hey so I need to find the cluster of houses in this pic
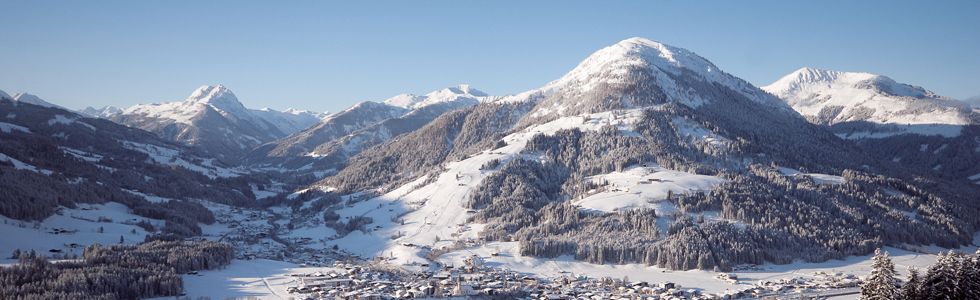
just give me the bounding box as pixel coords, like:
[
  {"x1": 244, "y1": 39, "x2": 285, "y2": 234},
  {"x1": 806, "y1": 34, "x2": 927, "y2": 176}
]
[
  {"x1": 278, "y1": 259, "x2": 865, "y2": 300},
  {"x1": 711, "y1": 271, "x2": 860, "y2": 300},
  {"x1": 524, "y1": 276, "x2": 703, "y2": 300},
  {"x1": 209, "y1": 208, "x2": 290, "y2": 261},
  {"x1": 285, "y1": 262, "x2": 531, "y2": 299}
]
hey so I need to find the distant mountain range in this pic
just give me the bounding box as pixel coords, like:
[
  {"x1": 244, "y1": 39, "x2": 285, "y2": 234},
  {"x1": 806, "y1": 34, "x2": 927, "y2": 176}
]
[{"x1": 245, "y1": 84, "x2": 496, "y2": 170}]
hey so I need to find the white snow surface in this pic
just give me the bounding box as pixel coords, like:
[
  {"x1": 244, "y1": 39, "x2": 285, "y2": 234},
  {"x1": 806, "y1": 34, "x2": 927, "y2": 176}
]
[
  {"x1": 0, "y1": 121, "x2": 31, "y2": 133},
  {"x1": 0, "y1": 202, "x2": 161, "y2": 266},
  {"x1": 575, "y1": 165, "x2": 726, "y2": 214},
  {"x1": 763, "y1": 68, "x2": 972, "y2": 137},
  {"x1": 48, "y1": 115, "x2": 94, "y2": 131},
  {"x1": 778, "y1": 167, "x2": 846, "y2": 184},
  {"x1": 0, "y1": 152, "x2": 54, "y2": 175},
  {"x1": 0, "y1": 89, "x2": 10, "y2": 100}
]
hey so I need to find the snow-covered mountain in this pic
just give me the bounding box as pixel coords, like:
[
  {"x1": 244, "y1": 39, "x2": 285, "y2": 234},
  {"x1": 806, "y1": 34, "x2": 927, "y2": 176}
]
[
  {"x1": 78, "y1": 105, "x2": 123, "y2": 118},
  {"x1": 248, "y1": 107, "x2": 328, "y2": 135},
  {"x1": 307, "y1": 37, "x2": 979, "y2": 273},
  {"x1": 111, "y1": 85, "x2": 286, "y2": 160},
  {"x1": 0, "y1": 89, "x2": 10, "y2": 100},
  {"x1": 382, "y1": 84, "x2": 489, "y2": 109},
  {"x1": 0, "y1": 96, "x2": 254, "y2": 220},
  {"x1": 763, "y1": 67, "x2": 974, "y2": 137},
  {"x1": 245, "y1": 84, "x2": 494, "y2": 168},
  {"x1": 763, "y1": 68, "x2": 980, "y2": 181},
  {"x1": 6, "y1": 92, "x2": 66, "y2": 110}
]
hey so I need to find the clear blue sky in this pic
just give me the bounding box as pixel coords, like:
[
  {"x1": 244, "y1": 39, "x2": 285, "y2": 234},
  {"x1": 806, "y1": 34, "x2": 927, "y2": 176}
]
[{"x1": 1, "y1": 1, "x2": 977, "y2": 113}]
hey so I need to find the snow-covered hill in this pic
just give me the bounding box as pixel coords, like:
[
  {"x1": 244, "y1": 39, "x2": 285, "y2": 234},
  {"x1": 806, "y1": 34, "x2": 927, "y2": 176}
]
[
  {"x1": 0, "y1": 91, "x2": 67, "y2": 110},
  {"x1": 763, "y1": 67, "x2": 974, "y2": 137}
]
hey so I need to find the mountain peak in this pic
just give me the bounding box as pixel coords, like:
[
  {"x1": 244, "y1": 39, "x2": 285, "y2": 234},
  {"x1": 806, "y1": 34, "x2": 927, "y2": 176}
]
[
  {"x1": 11, "y1": 92, "x2": 62, "y2": 109},
  {"x1": 589, "y1": 37, "x2": 719, "y2": 74},
  {"x1": 766, "y1": 68, "x2": 875, "y2": 95},
  {"x1": 764, "y1": 68, "x2": 943, "y2": 100},
  {"x1": 79, "y1": 106, "x2": 123, "y2": 119},
  {"x1": 763, "y1": 68, "x2": 969, "y2": 133},
  {"x1": 383, "y1": 85, "x2": 489, "y2": 110},
  {"x1": 187, "y1": 85, "x2": 238, "y2": 105},
  {"x1": 533, "y1": 37, "x2": 780, "y2": 110},
  {"x1": 447, "y1": 84, "x2": 487, "y2": 97}
]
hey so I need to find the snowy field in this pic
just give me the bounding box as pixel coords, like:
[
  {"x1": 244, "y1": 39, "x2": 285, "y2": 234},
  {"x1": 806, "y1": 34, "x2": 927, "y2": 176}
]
[
  {"x1": 147, "y1": 259, "x2": 330, "y2": 300},
  {"x1": 135, "y1": 241, "x2": 978, "y2": 300},
  {"x1": 0, "y1": 202, "x2": 160, "y2": 265}
]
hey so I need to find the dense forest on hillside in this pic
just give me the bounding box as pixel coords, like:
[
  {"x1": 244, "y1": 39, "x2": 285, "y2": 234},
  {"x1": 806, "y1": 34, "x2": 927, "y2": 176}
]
[
  {"x1": 465, "y1": 95, "x2": 980, "y2": 271},
  {"x1": 846, "y1": 124, "x2": 980, "y2": 182},
  {"x1": 0, "y1": 240, "x2": 234, "y2": 300}
]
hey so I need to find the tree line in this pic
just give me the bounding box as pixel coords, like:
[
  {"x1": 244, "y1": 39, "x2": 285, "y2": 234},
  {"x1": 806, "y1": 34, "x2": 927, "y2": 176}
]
[
  {"x1": 860, "y1": 248, "x2": 980, "y2": 300},
  {"x1": 0, "y1": 240, "x2": 234, "y2": 300}
]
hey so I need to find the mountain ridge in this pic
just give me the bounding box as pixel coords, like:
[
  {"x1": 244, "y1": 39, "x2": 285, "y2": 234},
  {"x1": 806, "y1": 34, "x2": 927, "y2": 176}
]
[{"x1": 245, "y1": 84, "x2": 495, "y2": 169}]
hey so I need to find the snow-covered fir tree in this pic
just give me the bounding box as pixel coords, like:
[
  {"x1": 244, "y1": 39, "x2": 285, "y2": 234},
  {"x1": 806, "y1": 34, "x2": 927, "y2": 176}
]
[
  {"x1": 900, "y1": 266, "x2": 921, "y2": 300},
  {"x1": 955, "y1": 249, "x2": 980, "y2": 299},
  {"x1": 861, "y1": 248, "x2": 898, "y2": 300},
  {"x1": 921, "y1": 250, "x2": 959, "y2": 300}
]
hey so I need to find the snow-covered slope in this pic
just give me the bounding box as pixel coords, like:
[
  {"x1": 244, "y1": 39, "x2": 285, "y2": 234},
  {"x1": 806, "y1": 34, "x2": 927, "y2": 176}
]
[
  {"x1": 0, "y1": 89, "x2": 10, "y2": 100},
  {"x1": 10, "y1": 92, "x2": 65, "y2": 109},
  {"x1": 248, "y1": 107, "x2": 328, "y2": 135},
  {"x1": 111, "y1": 85, "x2": 286, "y2": 159},
  {"x1": 763, "y1": 67, "x2": 974, "y2": 137},
  {"x1": 78, "y1": 106, "x2": 123, "y2": 118}
]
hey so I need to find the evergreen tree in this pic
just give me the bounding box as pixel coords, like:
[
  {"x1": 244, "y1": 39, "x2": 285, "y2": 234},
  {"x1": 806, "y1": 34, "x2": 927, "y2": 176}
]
[
  {"x1": 861, "y1": 248, "x2": 898, "y2": 300},
  {"x1": 900, "y1": 266, "x2": 920, "y2": 300},
  {"x1": 955, "y1": 250, "x2": 980, "y2": 300},
  {"x1": 921, "y1": 250, "x2": 958, "y2": 300}
]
